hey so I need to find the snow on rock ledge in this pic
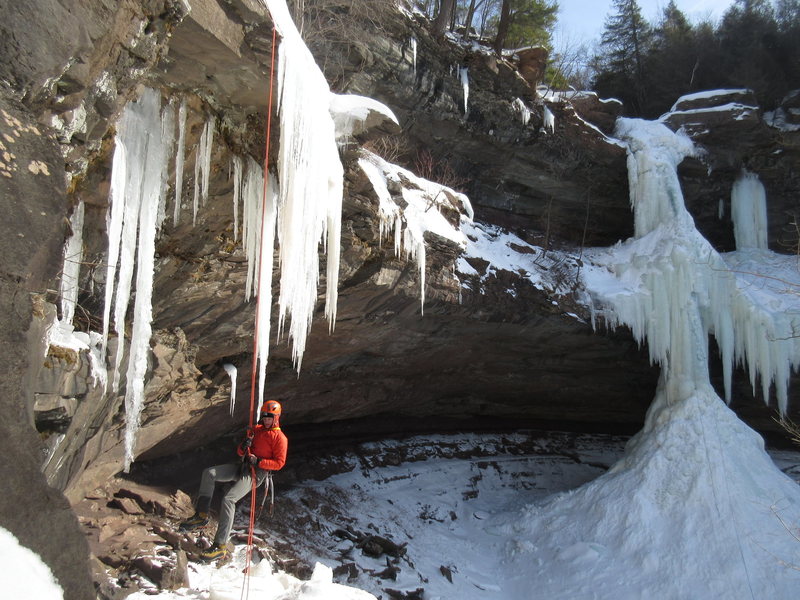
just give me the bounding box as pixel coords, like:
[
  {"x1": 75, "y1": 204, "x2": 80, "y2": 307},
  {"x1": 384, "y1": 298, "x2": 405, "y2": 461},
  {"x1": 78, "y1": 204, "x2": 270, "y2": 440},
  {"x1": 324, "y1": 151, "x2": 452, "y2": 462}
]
[{"x1": 330, "y1": 93, "x2": 401, "y2": 142}]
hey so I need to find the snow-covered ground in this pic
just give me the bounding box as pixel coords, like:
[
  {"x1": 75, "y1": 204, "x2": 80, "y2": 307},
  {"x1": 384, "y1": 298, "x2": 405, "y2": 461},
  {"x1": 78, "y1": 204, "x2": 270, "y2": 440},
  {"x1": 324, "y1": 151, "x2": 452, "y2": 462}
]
[{"x1": 94, "y1": 430, "x2": 799, "y2": 600}]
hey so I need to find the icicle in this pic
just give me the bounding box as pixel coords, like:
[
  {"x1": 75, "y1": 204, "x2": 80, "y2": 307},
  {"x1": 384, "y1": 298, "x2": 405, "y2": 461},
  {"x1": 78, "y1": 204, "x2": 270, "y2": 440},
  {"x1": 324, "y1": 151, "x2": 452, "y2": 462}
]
[
  {"x1": 264, "y1": 0, "x2": 344, "y2": 371},
  {"x1": 410, "y1": 36, "x2": 417, "y2": 75},
  {"x1": 459, "y1": 67, "x2": 469, "y2": 116},
  {"x1": 512, "y1": 98, "x2": 531, "y2": 125},
  {"x1": 200, "y1": 117, "x2": 215, "y2": 204},
  {"x1": 242, "y1": 156, "x2": 265, "y2": 301},
  {"x1": 731, "y1": 169, "x2": 768, "y2": 250},
  {"x1": 255, "y1": 174, "x2": 278, "y2": 402},
  {"x1": 543, "y1": 105, "x2": 555, "y2": 133},
  {"x1": 60, "y1": 201, "x2": 84, "y2": 325},
  {"x1": 232, "y1": 155, "x2": 243, "y2": 243},
  {"x1": 223, "y1": 363, "x2": 238, "y2": 416},
  {"x1": 192, "y1": 116, "x2": 215, "y2": 225},
  {"x1": 173, "y1": 98, "x2": 187, "y2": 225},
  {"x1": 156, "y1": 102, "x2": 176, "y2": 231},
  {"x1": 103, "y1": 88, "x2": 173, "y2": 471}
]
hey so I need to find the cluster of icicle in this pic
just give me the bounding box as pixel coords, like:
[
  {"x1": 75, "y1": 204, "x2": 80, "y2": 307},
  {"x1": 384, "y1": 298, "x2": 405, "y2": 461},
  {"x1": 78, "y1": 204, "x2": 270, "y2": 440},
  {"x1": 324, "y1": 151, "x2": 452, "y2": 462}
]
[
  {"x1": 589, "y1": 118, "x2": 800, "y2": 413},
  {"x1": 357, "y1": 150, "x2": 472, "y2": 315},
  {"x1": 102, "y1": 89, "x2": 176, "y2": 471},
  {"x1": 53, "y1": 0, "x2": 346, "y2": 470},
  {"x1": 263, "y1": 0, "x2": 344, "y2": 371}
]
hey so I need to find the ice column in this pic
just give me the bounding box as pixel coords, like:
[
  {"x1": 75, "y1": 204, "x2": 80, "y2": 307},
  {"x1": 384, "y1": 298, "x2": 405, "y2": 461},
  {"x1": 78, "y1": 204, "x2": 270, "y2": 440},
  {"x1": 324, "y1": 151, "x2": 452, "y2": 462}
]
[
  {"x1": 459, "y1": 67, "x2": 469, "y2": 115},
  {"x1": 173, "y1": 98, "x2": 187, "y2": 225},
  {"x1": 60, "y1": 200, "x2": 85, "y2": 325},
  {"x1": 592, "y1": 118, "x2": 800, "y2": 412},
  {"x1": 103, "y1": 88, "x2": 174, "y2": 471},
  {"x1": 731, "y1": 169, "x2": 768, "y2": 250},
  {"x1": 264, "y1": 0, "x2": 344, "y2": 370},
  {"x1": 232, "y1": 155, "x2": 243, "y2": 242}
]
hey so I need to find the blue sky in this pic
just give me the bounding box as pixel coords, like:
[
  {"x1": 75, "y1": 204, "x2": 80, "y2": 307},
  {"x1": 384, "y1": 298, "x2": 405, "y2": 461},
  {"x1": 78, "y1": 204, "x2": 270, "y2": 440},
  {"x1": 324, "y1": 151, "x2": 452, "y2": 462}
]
[{"x1": 555, "y1": 0, "x2": 737, "y2": 45}]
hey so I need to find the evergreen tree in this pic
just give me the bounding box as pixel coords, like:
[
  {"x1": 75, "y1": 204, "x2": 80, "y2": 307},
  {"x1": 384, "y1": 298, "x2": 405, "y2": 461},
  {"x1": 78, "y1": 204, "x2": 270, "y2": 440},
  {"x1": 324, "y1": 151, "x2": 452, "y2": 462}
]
[
  {"x1": 717, "y1": 0, "x2": 784, "y2": 107},
  {"x1": 492, "y1": 0, "x2": 559, "y2": 54},
  {"x1": 594, "y1": 0, "x2": 651, "y2": 114},
  {"x1": 640, "y1": 1, "x2": 698, "y2": 115}
]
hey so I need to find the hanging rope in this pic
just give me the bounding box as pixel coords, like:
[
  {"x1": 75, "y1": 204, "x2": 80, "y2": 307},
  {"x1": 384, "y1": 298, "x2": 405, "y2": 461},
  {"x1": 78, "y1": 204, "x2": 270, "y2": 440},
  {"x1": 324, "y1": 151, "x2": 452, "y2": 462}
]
[{"x1": 241, "y1": 23, "x2": 279, "y2": 599}]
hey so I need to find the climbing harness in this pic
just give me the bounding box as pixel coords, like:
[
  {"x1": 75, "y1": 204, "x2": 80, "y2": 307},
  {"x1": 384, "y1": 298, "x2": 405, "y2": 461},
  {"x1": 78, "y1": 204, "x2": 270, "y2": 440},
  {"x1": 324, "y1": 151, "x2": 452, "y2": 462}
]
[{"x1": 240, "y1": 23, "x2": 279, "y2": 600}]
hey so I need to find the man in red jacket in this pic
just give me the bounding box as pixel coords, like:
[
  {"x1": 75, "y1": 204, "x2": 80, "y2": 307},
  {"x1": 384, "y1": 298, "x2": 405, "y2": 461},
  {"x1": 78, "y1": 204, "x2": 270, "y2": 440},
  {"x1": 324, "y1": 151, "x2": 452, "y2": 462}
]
[{"x1": 180, "y1": 400, "x2": 288, "y2": 560}]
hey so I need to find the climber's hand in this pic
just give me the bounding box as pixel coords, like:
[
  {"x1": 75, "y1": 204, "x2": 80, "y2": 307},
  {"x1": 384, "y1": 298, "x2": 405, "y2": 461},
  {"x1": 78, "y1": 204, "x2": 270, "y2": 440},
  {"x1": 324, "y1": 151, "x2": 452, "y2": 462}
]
[{"x1": 247, "y1": 454, "x2": 259, "y2": 466}]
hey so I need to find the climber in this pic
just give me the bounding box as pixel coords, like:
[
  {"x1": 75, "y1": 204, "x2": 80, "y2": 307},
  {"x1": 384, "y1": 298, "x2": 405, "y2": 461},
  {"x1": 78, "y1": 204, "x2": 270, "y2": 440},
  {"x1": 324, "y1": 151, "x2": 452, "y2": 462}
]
[{"x1": 179, "y1": 400, "x2": 288, "y2": 561}]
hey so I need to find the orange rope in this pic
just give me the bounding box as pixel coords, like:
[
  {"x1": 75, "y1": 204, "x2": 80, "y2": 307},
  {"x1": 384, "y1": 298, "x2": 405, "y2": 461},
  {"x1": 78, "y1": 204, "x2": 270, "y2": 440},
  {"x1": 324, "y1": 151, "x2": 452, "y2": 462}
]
[{"x1": 242, "y1": 23, "x2": 278, "y2": 598}]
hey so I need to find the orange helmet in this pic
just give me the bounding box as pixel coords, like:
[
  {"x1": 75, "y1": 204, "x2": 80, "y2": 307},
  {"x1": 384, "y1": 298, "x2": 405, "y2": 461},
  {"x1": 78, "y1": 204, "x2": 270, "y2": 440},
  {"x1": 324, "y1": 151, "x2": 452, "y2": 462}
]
[{"x1": 260, "y1": 400, "x2": 282, "y2": 417}]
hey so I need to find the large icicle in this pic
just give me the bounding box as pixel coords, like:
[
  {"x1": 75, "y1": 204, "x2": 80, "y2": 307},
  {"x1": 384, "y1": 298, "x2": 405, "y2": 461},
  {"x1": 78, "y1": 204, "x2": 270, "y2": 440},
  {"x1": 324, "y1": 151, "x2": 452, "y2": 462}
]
[
  {"x1": 459, "y1": 67, "x2": 469, "y2": 116},
  {"x1": 60, "y1": 200, "x2": 85, "y2": 325},
  {"x1": 731, "y1": 169, "x2": 768, "y2": 250},
  {"x1": 242, "y1": 156, "x2": 265, "y2": 301},
  {"x1": 103, "y1": 88, "x2": 173, "y2": 471},
  {"x1": 232, "y1": 155, "x2": 243, "y2": 243},
  {"x1": 264, "y1": 0, "x2": 344, "y2": 370},
  {"x1": 173, "y1": 98, "x2": 187, "y2": 225},
  {"x1": 192, "y1": 116, "x2": 215, "y2": 225}
]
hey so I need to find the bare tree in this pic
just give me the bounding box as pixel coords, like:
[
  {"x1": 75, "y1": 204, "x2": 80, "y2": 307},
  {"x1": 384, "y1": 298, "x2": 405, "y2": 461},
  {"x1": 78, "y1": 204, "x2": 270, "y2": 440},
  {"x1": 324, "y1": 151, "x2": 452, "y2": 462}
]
[{"x1": 434, "y1": 0, "x2": 457, "y2": 35}]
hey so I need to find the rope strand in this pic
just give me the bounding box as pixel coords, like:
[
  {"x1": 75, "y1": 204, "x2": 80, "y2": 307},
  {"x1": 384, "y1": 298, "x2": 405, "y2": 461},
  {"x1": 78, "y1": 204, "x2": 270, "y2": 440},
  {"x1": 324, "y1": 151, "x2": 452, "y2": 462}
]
[{"x1": 241, "y1": 23, "x2": 279, "y2": 598}]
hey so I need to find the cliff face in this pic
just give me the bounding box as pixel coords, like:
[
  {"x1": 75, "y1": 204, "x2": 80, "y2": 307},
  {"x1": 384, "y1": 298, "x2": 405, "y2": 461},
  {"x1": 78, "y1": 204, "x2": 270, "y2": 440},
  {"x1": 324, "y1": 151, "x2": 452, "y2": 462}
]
[{"x1": 1, "y1": 1, "x2": 799, "y2": 597}]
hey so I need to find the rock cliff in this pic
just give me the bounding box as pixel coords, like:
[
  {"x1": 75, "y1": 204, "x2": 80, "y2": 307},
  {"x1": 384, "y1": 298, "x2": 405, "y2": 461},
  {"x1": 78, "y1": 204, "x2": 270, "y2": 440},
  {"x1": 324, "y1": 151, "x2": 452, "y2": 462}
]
[{"x1": 1, "y1": 1, "x2": 799, "y2": 597}]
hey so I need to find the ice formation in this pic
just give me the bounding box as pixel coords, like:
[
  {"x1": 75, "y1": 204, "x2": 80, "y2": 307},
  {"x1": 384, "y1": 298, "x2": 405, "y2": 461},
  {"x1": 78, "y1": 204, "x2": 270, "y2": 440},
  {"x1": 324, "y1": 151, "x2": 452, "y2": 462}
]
[
  {"x1": 223, "y1": 363, "x2": 238, "y2": 417},
  {"x1": 543, "y1": 105, "x2": 555, "y2": 133},
  {"x1": 263, "y1": 0, "x2": 344, "y2": 370},
  {"x1": 192, "y1": 116, "x2": 215, "y2": 225},
  {"x1": 231, "y1": 155, "x2": 243, "y2": 242},
  {"x1": 519, "y1": 116, "x2": 800, "y2": 598},
  {"x1": 60, "y1": 200, "x2": 84, "y2": 326},
  {"x1": 583, "y1": 118, "x2": 800, "y2": 412},
  {"x1": 512, "y1": 98, "x2": 531, "y2": 125},
  {"x1": 410, "y1": 36, "x2": 417, "y2": 75},
  {"x1": 731, "y1": 169, "x2": 768, "y2": 250},
  {"x1": 358, "y1": 150, "x2": 471, "y2": 313},
  {"x1": 459, "y1": 67, "x2": 469, "y2": 115},
  {"x1": 103, "y1": 88, "x2": 175, "y2": 471},
  {"x1": 329, "y1": 93, "x2": 399, "y2": 142},
  {"x1": 173, "y1": 98, "x2": 187, "y2": 225}
]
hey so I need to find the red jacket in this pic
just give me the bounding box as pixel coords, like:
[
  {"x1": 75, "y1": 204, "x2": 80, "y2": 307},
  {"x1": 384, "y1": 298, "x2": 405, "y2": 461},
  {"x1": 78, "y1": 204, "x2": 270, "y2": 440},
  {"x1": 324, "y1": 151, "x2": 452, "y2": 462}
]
[{"x1": 238, "y1": 424, "x2": 288, "y2": 471}]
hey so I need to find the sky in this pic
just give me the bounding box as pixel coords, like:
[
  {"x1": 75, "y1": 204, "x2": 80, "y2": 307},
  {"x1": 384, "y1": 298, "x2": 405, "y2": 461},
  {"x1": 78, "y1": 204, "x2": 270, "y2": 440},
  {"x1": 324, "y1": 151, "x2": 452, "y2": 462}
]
[{"x1": 555, "y1": 0, "x2": 737, "y2": 45}]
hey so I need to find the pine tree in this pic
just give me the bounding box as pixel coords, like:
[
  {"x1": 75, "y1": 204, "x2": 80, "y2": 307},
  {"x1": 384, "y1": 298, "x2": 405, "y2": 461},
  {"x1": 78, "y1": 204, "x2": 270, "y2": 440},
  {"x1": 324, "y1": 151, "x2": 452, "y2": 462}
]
[
  {"x1": 595, "y1": 0, "x2": 651, "y2": 114},
  {"x1": 492, "y1": 0, "x2": 558, "y2": 54}
]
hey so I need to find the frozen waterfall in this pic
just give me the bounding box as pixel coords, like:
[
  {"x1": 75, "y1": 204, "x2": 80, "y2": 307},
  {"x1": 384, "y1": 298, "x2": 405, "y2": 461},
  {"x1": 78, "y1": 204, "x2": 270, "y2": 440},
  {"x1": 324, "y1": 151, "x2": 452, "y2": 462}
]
[
  {"x1": 731, "y1": 169, "x2": 768, "y2": 250},
  {"x1": 584, "y1": 118, "x2": 800, "y2": 411},
  {"x1": 521, "y1": 116, "x2": 800, "y2": 600}
]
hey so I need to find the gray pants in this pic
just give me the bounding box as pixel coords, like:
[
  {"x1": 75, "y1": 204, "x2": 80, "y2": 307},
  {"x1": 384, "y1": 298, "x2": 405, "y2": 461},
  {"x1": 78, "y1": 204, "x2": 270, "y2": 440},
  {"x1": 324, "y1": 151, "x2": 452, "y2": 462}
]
[{"x1": 198, "y1": 462, "x2": 268, "y2": 546}]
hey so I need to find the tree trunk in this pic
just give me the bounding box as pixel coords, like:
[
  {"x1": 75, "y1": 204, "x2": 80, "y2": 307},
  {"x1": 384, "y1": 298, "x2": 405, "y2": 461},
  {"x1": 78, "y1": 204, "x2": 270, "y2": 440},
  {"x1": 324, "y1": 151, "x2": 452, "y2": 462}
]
[
  {"x1": 465, "y1": 0, "x2": 478, "y2": 37},
  {"x1": 434, "y1": 0, "x2": 456, "y2": 36},
  {"x1": 493, "y1": 0, "x2": 512, "y2": 55}
]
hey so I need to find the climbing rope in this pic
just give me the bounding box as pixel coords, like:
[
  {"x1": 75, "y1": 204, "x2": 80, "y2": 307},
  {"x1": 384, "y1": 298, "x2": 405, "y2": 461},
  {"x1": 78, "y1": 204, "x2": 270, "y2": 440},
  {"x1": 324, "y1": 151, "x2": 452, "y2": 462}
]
[{"x1": 241, "y1": 23, "x2": 279, "y2": 600}]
